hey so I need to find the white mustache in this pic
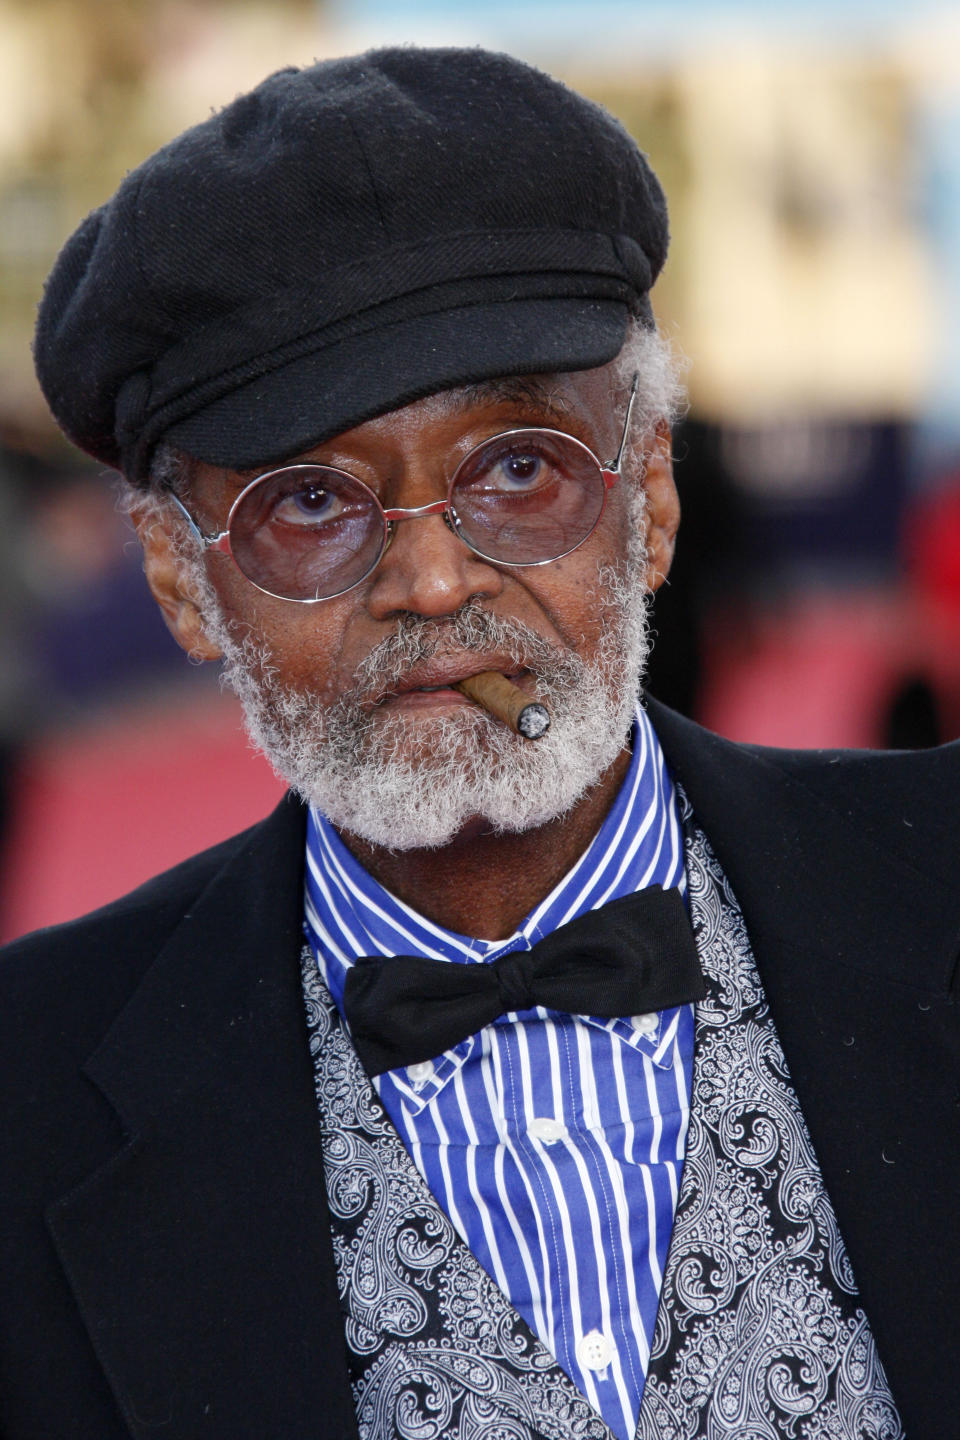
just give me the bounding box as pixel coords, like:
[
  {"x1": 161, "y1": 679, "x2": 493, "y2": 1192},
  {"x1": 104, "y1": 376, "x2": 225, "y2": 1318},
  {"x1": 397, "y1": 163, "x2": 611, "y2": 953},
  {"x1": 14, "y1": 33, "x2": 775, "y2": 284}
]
[{"x1": 351, "y1": 602, "x2": 578, "y2": 704}]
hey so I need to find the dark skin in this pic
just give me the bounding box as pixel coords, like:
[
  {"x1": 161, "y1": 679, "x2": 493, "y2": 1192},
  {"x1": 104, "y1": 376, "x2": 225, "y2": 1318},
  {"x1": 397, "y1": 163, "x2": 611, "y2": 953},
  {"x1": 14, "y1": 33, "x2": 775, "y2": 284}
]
[{"x1": 135, "y1": 355, "x2": 680, "y2": 939}]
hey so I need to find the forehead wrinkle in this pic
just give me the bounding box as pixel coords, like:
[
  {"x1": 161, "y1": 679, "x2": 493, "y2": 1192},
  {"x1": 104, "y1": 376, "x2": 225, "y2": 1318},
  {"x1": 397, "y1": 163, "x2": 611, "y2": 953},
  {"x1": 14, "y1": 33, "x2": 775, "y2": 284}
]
[
  {"x1": 202, "y1": 377, "x2": 578, "y2": 495},
  {"x1": 445, "y1": 376, "x2": 574, "y2": 426}
]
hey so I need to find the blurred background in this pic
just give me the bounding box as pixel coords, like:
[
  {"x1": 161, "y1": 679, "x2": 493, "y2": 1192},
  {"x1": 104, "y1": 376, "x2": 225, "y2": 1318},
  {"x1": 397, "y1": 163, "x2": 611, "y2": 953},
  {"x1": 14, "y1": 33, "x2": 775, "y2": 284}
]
[{"x1": 1, "y1": 0, "x2": 959, "y2": 939}]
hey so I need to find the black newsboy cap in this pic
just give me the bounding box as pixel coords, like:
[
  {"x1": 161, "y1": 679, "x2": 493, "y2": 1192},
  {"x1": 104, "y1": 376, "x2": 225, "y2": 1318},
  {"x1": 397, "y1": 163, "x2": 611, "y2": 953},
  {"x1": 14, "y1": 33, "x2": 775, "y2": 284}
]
[{"x1": 34, "y1": 46, "x2": 669, "y2": 484}]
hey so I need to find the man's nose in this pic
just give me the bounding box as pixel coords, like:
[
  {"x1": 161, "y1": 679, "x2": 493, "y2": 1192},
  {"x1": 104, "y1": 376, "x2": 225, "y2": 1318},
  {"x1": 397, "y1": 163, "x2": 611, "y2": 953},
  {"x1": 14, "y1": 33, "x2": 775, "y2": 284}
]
[{"x1": 364, "y1": 507, "x2": 504, "y2": 619}]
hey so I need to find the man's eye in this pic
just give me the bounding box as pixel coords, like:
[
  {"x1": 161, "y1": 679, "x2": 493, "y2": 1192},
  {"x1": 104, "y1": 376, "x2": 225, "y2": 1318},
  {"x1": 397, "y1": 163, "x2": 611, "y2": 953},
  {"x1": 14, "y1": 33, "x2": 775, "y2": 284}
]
[
  {"x1": 274, "y1": 486, "x2": 342, "y2": 524},
  {"x1": 489, "y1": 451, "x2": 548, "y2": 492}
]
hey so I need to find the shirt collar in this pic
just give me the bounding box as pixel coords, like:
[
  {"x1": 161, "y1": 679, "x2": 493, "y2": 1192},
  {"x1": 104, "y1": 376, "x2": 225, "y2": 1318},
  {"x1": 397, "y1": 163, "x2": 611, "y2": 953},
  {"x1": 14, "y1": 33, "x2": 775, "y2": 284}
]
[{"x1": 304, "y1": 701, "x2": 686, "y2": 1102}]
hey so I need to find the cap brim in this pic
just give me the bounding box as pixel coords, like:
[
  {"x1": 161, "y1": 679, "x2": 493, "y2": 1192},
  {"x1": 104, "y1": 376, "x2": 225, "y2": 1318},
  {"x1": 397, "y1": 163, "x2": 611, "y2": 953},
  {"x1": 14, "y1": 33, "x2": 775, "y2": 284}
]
[{"x1": 164, "y1": 296, "x2": 632, "y2": 472}]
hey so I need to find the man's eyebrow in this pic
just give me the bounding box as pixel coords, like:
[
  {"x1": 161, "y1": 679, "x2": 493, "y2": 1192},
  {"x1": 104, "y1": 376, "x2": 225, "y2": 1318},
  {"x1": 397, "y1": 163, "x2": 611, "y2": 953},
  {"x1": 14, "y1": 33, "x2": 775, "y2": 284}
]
[
  {"x1": 222, "y1": 379, "x2": 576, "y2": 484},
  {"x1": 450, "y1": 377, "x2": 573, "y2": 425}
]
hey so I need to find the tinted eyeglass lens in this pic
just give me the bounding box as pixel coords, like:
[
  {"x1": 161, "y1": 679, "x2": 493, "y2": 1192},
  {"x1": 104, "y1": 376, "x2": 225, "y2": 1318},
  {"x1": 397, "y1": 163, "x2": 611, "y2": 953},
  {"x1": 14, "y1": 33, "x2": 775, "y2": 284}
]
[
  {"x1": 450, "y1": 430, "x2": 606, "y2": 564},
  {"x1": 229, "y1": 466, "x2": 386, "y2": 600},
  {"x1": 226, "y1": 433, "x2": 607, "y2": 600}
]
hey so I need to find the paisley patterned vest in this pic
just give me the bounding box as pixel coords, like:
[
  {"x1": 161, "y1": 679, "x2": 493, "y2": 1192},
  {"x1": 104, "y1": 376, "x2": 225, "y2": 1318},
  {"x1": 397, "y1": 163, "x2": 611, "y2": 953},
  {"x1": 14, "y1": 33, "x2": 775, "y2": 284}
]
[{"x1": 300, "y1": 801, "x2": 903, "y2": 1440}]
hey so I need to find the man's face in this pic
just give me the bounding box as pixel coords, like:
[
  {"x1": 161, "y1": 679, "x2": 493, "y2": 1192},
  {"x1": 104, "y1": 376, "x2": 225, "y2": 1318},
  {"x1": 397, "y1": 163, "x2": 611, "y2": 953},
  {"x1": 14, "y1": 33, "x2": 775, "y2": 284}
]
[{"x1": 146, "y1": 358, "x2": 678, "y2": 849}]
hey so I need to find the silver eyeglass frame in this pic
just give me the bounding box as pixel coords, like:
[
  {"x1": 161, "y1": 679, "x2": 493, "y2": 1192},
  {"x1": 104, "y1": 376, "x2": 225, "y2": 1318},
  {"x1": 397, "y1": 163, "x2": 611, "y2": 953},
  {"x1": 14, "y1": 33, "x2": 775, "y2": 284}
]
[{"x1": 168, "y1": 373, "x2": 640, "y2": 603}]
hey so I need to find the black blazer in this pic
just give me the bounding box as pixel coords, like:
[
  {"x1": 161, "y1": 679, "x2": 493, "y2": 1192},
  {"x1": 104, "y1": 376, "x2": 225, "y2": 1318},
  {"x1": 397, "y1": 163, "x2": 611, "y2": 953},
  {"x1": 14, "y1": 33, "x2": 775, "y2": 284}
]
[{"x1": 1, "y1": 701, "x2": 958, "y2": 1440}]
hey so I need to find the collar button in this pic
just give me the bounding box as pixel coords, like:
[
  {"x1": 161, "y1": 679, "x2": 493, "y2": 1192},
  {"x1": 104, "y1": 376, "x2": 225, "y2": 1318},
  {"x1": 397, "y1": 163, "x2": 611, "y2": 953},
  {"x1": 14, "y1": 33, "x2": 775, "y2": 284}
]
[{"x1": 632, "y1": 1011, "x2": 659, "y2": 1035}]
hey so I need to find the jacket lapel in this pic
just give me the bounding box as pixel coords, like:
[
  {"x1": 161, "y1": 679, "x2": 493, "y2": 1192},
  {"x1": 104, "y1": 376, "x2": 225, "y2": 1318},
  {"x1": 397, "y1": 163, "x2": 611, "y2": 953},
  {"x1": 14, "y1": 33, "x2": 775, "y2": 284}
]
[
  {"x1": 46, "y1": 795, "x2": 360, "y2": 1440},
  {"x1": 647, "y1": 697, "x2": 960, "y2": 1436}
]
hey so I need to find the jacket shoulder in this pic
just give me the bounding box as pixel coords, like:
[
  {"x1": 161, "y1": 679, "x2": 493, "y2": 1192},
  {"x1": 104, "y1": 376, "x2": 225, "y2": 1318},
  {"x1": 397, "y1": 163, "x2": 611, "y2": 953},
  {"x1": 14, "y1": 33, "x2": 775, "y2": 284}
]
[
  {"x1": 738, "y1": 735, "x2": 960, "y2": 886},
  {"x1": 745, "y1": 726, "x2": 960, "y2": 788},
  {"x1": 647, "y1": 696, "x2": 960, "y2": 890},
  {"x1": 0, "y1": 799, "x2": 297, "y2": 1062}
]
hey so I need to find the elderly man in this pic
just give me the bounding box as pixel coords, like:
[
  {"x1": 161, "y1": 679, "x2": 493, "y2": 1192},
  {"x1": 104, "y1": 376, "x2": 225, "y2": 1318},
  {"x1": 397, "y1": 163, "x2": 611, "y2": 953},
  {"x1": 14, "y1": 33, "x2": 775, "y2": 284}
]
[{"x1": 1, "y1": 46, "x2": 957, "y2": 1440}]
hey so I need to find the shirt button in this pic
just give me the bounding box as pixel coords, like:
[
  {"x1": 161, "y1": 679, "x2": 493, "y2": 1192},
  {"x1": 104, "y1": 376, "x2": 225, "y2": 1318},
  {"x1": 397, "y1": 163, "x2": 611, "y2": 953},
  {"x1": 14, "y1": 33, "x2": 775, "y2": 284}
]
[
  {"x1": 407, "y1": 1060, "x2": 435, "y2": 1088},
  {"x1": 528, "y1": 1116, "x2": 567, "y2": 1145},
  {"x1": 632, "y1": 1011, "x2": 659, "y2": 1035},
  {"x1": 576, "y1": 1329, "x2": 616, "y2": 1374}
]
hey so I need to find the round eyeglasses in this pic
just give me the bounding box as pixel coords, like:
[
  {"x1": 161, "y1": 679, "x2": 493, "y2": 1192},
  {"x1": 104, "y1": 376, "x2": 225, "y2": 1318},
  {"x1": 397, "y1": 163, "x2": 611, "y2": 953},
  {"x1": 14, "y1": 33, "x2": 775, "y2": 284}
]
[{"x1": 170, "y1": 375, "x2": 639, "y2": 603}]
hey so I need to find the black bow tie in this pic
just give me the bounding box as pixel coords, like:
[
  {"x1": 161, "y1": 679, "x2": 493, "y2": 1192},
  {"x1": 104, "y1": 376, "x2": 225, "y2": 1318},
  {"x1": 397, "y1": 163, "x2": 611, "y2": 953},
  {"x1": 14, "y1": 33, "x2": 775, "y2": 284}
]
[{"x1": 343, "y1": 885, "x2": 706, "y2": 1077}]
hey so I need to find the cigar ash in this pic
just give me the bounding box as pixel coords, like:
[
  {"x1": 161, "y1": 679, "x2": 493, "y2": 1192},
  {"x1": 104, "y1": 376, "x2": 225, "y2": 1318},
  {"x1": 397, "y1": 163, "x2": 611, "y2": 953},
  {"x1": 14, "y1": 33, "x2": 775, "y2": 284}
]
[{"x1": 516, "y1": 702, "x2": 550, "y2": 739}]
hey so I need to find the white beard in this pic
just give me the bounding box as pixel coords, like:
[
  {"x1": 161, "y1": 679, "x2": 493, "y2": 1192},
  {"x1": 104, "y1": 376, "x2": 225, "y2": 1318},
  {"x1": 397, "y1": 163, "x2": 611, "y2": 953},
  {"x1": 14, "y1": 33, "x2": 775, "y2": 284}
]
[{"x1": 197, "y1": 541, "x2": 652, "y2": 852}]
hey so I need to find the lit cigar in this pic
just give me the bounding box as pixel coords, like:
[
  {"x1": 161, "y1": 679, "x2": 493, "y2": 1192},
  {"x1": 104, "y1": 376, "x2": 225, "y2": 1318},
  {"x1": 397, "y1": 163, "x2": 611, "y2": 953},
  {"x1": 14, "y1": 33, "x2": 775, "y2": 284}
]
[{"x1": 454, "y1": 671, "x2": 551, "y2": 739}]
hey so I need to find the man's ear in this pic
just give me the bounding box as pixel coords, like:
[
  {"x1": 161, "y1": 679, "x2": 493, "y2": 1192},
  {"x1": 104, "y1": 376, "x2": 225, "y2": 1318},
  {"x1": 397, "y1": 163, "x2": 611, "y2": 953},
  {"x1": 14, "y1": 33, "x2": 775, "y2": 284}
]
[
  {"x1": 131, "y1": 502, "x2": 223, "y2": 661},
  {"x1": 641, "y1": 421, "x2": 680, "y2": 594}
]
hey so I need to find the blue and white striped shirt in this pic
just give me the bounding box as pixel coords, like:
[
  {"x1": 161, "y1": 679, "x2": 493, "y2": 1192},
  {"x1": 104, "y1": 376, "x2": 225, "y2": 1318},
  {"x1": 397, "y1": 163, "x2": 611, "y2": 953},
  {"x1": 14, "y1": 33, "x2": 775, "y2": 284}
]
[{"x1": 304, "y1": 704, "x2": 692, "y2": 1440}]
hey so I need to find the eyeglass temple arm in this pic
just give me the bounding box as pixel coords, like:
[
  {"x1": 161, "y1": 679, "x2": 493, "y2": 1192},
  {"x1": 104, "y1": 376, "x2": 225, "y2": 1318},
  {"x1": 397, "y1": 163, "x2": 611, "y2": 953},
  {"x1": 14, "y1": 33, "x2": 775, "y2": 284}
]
[
  {"x1": 168, "y1": 493, "x2": 231, "y2": 553},
  {"x1": 607, "y1": 372, "x2": 640, "y2": 476}
]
